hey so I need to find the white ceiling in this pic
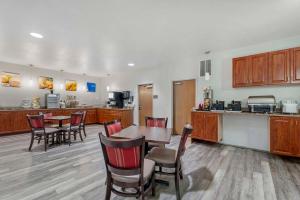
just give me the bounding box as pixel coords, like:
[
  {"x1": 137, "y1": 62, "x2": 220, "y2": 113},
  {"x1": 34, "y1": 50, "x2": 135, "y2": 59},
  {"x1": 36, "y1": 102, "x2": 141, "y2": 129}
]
[{"x1": 0, "y1": 0, "x2": 300, "y2": 77}]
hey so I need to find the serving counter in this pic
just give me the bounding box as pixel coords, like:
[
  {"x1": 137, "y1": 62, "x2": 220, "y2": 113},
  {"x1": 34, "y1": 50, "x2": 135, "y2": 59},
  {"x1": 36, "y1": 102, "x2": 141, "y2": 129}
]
[{"x1": 0, "y1": 107, "x2": 133, "y2": 136}]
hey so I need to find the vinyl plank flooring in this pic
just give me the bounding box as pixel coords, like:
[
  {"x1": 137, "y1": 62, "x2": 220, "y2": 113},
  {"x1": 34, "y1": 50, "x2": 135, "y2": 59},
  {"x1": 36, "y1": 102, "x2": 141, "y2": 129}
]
[{"x1": 0, "y1": 124, "x2": 300, "y2": 200}]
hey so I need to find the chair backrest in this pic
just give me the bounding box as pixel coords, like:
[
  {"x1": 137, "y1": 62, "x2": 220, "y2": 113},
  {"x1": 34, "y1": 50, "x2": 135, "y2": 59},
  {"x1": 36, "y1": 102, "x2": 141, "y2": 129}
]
[
  {"x1": 104, "y1": 120, "x2": 122, "y2": 137},
  {"x1": 27, "y1": 114, "x2": 45, "y2": 131},
  {"x1": 145, "y1": 116, "x2": 168, "y2": 128},
  {"x1": 82, "y1": 110, "x2": 87, "y2": 124},
  {"x1": 98, "y1": 133, "x2": 145, "y2": 182},
  {"x1": 176, "y1": 124, "x2": 193, "y2": 164},
  {"x1": 70, "y1": 113, "x2": 83, "y2": 127},
  {"x1": 39, "y1": 112, "x2": 53, "y2": 119}
]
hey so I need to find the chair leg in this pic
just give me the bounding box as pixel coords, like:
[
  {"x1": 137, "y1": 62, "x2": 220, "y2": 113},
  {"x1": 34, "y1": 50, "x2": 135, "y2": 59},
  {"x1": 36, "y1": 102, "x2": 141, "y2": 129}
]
[
  {"x1": 179, "y1": 167, "x2": 183, "y2": 180},
  {"x1": 37, "y1": 136, "x2": 41, "y2": 144},
  {"x1": 74, "y1": 132, "x2": 76, "y2": 140},
  {"x1": 83, "y1": 125, "x2": 87, "y2": 137},
  {"x1": 105, "y1": 177, "x2": 112, "y2": 200},
  {"x1": 175, "y1": 171, "x2": 181, "y2": 200},
  {"x1": 68, "y1": 131, "x2": 71, "y2": 146},
  {"x1": 52, "y1": 133, "x2": 55, "y2": 144},
  {"x1": 151, "y1": 172, "x2": 156, "y2": 197},
  {"x1": 28, "y1": 133, "x2": 34, "y2": 151},
  {"x1": 44, "y1": 135, "x2": 48, "y2": 152},
  {"x1": 79, "y1": 130, "x2": 84, "y2": 142}
]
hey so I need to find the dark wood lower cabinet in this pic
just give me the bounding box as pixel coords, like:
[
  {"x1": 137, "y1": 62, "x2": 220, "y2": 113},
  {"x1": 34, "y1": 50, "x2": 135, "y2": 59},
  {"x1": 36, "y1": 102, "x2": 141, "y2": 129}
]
[
  {"x1": 0, "y1": 108, "x2": 133, "y2": 136},
  {"x1": 97, "y1": 108, "x2": 133, "y2": 128},
  {"x1": 270, "y1": 116, "x2": 300, "y2": 157},
  {"x1": 191, "y1": 112, "x2": 221, "y2": 142}
]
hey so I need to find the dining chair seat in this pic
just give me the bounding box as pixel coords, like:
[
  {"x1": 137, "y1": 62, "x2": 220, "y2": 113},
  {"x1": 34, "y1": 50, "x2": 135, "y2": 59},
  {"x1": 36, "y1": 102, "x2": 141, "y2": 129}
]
[
  {"x1": 112, "y1": 159, "x2": 155, "y2": 184},
  {"x1": 146, "y1": 147, "x2": 177, "y2": 167},
  {"x1": 34, "y1": 127, "x2": 60, "y2": 135}
]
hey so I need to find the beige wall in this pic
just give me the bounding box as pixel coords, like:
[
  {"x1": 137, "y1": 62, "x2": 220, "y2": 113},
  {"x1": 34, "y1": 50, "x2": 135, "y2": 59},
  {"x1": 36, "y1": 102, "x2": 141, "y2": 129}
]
[
  {"x1": 0, "y1": 61, "x2": 102, "y2": 107},
  {"x1": 100, "y1": 35, "x2": 300, "y2": 127}
]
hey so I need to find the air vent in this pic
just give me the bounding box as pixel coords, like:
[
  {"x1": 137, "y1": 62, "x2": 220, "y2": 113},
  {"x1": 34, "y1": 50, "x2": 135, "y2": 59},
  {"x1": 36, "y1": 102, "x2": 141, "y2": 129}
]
[{"x1": 200, "y1": 60, "x2": 211, "y2": 77}]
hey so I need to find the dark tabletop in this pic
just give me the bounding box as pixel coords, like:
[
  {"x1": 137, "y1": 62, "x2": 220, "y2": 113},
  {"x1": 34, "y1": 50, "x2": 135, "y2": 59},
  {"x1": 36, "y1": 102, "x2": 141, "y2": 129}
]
[{"x1": 112, "y1": 126, "x2": 172, "y2": 144}]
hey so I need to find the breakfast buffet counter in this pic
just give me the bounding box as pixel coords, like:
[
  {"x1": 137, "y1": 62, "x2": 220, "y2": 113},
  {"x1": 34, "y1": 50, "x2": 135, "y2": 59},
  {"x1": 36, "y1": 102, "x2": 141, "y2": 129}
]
[
  {"x1": 0, "y1": 107, "x2": 134, "y2": 136},
  {"x1": 192, "y1": 110, "x2": 300, "y2": 157}
]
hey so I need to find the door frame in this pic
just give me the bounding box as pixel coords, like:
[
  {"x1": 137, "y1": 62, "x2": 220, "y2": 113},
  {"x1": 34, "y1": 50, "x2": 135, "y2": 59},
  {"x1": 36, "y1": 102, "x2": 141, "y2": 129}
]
[
  {"x1": 172, "y1": 78, "x2": 197, "y2": 133},
  {"x1": 137, "y1": 83, "x2": 154, "y2": 126}
]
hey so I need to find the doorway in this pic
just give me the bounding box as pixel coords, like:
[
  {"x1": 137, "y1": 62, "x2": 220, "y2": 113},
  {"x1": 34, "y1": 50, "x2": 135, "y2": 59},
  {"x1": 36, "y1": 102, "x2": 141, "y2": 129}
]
[
  {"x1": 173, "y1": 79, "x2": 196, "y2": 134},
  {"x1": 138, "y1": 84, "x2": 153, "y2": 126}
]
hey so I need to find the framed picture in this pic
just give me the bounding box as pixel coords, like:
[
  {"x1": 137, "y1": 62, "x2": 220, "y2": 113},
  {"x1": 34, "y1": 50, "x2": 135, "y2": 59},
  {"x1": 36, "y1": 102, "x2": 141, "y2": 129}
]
[
  {"x1": 1, "y1": 72, "x2": 21, "y2": 87},
  {"x1": 38, "y1": 76, "x2": 53, "y2": 90},
  {"x1": 87, "y1": 82, "x2": 96, "y2": 92},
  {"x1": 65, "y1": 80, "x2": 77, "y2": 91}
]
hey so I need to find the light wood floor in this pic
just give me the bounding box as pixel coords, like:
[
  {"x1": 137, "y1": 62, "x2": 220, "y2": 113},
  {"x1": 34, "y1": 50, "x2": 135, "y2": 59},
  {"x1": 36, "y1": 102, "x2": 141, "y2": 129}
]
[{"x1": 0, "y1": 125, "x2": 300, "y2": 200}]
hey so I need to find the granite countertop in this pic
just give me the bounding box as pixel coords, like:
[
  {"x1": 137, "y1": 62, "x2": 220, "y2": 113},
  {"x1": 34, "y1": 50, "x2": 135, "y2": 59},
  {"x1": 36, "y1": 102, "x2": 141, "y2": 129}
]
[
  {"x1": 0, "y1": 106, "x2": 134, "y2": 112},
  {"x1": 192, "y1": 110, "x2": 300, "y2": 117}
]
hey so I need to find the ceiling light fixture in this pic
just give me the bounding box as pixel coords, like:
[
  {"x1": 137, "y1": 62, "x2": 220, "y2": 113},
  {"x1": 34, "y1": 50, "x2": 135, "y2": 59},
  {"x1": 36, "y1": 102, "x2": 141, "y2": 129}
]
[
  {"x1": 128, "y1": 63, "x2": 135, "y2": 67},
  {"x1": 30, "y1": 32, "x2": 44, "y2": 39}
]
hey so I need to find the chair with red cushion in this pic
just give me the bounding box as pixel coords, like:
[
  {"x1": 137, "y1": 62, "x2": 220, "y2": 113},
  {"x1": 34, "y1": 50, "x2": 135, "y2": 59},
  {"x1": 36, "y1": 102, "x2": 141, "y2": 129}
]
[
  {"x1": 62, "y1": 112, "x2": 84, "y2": 145},
  {"x1": 39, "y1": 112, "x2": 59, "y2": 128},
  {"x1": 146, "y1": 124, "x2": 193, "y2": 200},
  {"x1": 27, "y1": 114, "x2": 60, "y2": 151},
  {"x1": 104, "y1": 120, "x2": 122, "y2": 137},
  {"x1": 98, "y1": 133, "x2": 155, "y2": 200},
  {"x1": 145, "y1": 116, "x2": 168, "y2": 149},
  {"x1": 145, "y1": 116, "x2": 168, "y2": 128}
]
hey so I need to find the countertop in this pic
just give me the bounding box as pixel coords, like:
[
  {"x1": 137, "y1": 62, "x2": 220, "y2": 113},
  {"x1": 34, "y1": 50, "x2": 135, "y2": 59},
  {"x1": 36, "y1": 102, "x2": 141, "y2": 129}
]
[
  {"x1": 192, "y1": 110, "x2": 300, "y2": 118},
  {"x1": 0, "y1": 106, "x2": 134, "y2": 112}
]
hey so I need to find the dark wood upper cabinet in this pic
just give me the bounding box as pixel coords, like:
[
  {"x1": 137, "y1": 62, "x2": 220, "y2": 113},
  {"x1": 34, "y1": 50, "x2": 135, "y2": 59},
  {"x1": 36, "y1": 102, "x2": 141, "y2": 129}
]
[
  {"x1": 268, "y1": 49, "x2": 290, "y2": 85},
  {"x1": 250, "y1": 53, "x2": 269, "y2": 85},
  {"x1": 232, "y1": 57, "x2": 250, "y2": 87},
  {"x1": 232, "y1": 47, "x2": 300, "y2": 87},
  {"x1": 291, "y1": 47, "x2": 300, "y2": 83}
]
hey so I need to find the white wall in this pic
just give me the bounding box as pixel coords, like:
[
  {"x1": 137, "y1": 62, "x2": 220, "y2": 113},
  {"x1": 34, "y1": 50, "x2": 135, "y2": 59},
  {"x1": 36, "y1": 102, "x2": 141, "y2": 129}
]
[
  {"x1": 100, "y1": 35, "x2": 300, "y2": 127},
  {"x1": 0, "y1": 61, "x2": 102, "y2": 107}
]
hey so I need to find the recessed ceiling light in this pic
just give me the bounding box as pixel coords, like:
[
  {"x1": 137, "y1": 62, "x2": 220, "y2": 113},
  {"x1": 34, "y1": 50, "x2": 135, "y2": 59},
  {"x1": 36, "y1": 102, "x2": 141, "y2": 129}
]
[
  {"x1": 128, "y1": 63, "x2": 135, "y2": 67},
  {"x1": 30, "y1": 32, "x2": 43, "y2": 39}
]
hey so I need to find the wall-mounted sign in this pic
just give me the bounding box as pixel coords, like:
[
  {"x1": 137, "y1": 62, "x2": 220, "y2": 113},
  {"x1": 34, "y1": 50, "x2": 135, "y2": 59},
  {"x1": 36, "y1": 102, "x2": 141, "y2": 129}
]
[
  {"x1": 38, "y1": 76, "x2": 53, "y2": 90},
  {"x1": 1, "y1": 72, "x2": 21, "y2": 87},
  {"x1": 65, "y1": 80, "x2": 77, "y2": 91},
  {"x1": 87, "y1": 82, "x2": 96, "y2": 92}
]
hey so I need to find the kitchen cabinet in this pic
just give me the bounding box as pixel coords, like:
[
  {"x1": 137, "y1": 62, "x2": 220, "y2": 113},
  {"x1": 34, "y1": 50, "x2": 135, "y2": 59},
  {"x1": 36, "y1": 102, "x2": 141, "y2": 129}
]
[
  {"x1": 250, "y1": 53, "x2": 269, "y2": 85},
  {"x1": 0, "y1": 108, "x2": 99, "y2": 136},
  {"x1": 97, "y1": 108, "x2": 133, "y2": 128},
  {"x1": 191, "y1": 111, "x2": 221, "y2": 142},
  {"x1": 233, "y1": 56, "x2": 250, "y2": 87},
  {"x1": 270, "y1": 116, "x2": 300, "y2": 157},
  {"x1": 232, "y1": 47, "x2": 300, "y2": 87},
  {"x1": 268, "y1": 49, "x2": 290, "y2": 85},
  {"x1": 291, "y1": 47, "x2": 300, "y2": 83}
]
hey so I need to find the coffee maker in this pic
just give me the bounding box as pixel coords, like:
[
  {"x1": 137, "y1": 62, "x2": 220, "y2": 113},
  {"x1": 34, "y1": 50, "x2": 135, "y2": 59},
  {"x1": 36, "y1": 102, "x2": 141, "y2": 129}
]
[{"x1": 203, "y1": 87, "x2": 213, "y2": 111}]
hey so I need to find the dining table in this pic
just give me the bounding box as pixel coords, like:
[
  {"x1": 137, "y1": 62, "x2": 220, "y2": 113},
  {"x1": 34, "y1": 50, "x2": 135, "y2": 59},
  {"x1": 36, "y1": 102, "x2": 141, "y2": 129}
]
[
  {"x1": 44, "y1": 115, "x2": 71, "y2": 144},
  {"x1": 44, "y1": 115, "x2": 71, "y2": 128},
  {"x1": 111, "y1": 125, "x2": 173, "y2": 149}
]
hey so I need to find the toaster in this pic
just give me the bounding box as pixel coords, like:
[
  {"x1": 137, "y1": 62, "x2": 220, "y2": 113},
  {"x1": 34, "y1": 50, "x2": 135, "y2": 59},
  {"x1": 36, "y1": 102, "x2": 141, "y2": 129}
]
[{"x1": 282, "y1": 100, "x2": 298, "y2": 114}]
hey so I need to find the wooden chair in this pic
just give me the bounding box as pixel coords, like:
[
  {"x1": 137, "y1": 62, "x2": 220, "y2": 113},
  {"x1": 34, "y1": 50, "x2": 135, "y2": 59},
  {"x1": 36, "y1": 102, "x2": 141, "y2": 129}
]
[
  {"x1": 98, "y1": 133, "x2": 156, "y2": 200},
  {"x1": 104, "y1": 120, "x2": 122, "y2": 137},
  {"x1": 145, "y1": 116, "x2": 168, "y2": 128},
  {"x1": 145, "y1": 116, "x2": 168, "y2": 149},
  {"x1": 62, "y1": 112, "x2": 84, "y2": 145},
  {"x1": 145, "y1": 124, "x2": 193, "y2": 200},
  {"x1": 38, "y1": 112, "x2": 59, "y2": 128},
  {"x1": 27, "y1": 114, "x2": 60, "y2": 151}
]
